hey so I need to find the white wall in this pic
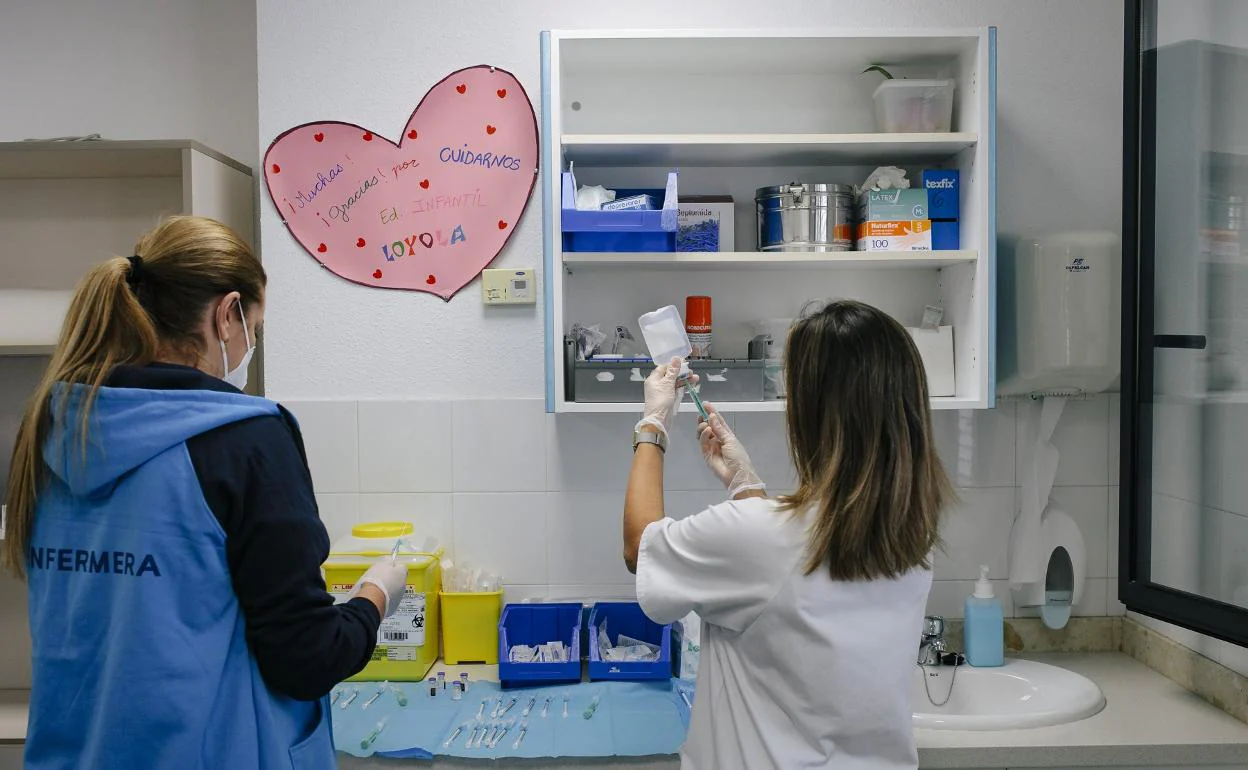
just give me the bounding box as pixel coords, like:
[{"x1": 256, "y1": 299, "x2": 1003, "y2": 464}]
[
  {"x1": 284, "y1": 394, "x2": 1122, "y2": 619},
  {"x1": 257, "y1": 0, "x2": 1125, "y2": 616},
  {"x1": 0, "y1": 0, "x2": 258, "y2": 169},
  {"x1": 0, "y1": 0, "x2": 1135, "y2": 690},
  {"x1": 256, "y1": 0, "x2": 1125, "y2": 400}
]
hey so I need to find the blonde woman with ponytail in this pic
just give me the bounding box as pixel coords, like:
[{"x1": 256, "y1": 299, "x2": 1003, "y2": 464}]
[{"x1": 5, "y1": 216, "x2": 408, "y2": 770}]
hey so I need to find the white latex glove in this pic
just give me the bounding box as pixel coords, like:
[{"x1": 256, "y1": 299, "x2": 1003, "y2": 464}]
[
  {"x1": 638, "y1": 357, "x2": 697, "y2": 440},
  {"x1": 351, "y1": 560, "x2": 409, "y2": 618},
  {"x1": 698, "y1": 404, "x2": 766, "y2": 498}
]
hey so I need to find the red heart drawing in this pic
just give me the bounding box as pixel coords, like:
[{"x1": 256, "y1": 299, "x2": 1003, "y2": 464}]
[
  {"x1": 485, "y1": 125, "x2": 497, "y2": 135},
  {"x1": 271, "y1": 163, "x2": 281, "y2": 174},
  {"x1": 263, "y1": 65, "x2": 538, "y2": 300},
  {"x1": 407, "y1": 129, "x2": 418, "y2": 139},
  {"x1": 362, "y1": 132, "x2": 373, "y2": 141},
  {"x1": 497, "y1": 89, "x2": 507, "y2": 99},
  {"x1": 373, "y1": 269, "x2": 383, "y2": 279},
  {"x1": 314, "y1": 132, "x2": 324, "y2": 142}
]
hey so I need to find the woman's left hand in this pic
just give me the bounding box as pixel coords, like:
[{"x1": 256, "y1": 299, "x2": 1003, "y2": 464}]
[{"x1": 639, "y1": 357, "x2": 697, "y2": 438}]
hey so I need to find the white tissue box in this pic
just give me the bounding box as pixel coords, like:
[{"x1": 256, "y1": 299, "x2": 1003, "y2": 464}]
[{"x1": 906, "y1": 326, "x2": 955, "y2": 397}]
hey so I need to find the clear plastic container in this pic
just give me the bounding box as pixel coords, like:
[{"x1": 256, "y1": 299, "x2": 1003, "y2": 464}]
[
  {"x1": 638, "y1": 305, "x2": 692, "y2": 369},
  {"x1": 873, "y1": 79, "x2": 955, "y2": 133}
]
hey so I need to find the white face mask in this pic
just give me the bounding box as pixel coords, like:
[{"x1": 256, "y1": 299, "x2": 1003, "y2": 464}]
[{"x1": 219, "y1": 300, "x2": 255, "y2": 391}]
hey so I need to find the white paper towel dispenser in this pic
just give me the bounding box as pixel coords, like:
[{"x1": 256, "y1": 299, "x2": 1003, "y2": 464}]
[
  {"x1": 998, "y1": 231, "x2": 1120, "y2": 396},
  {"x1": 1000, "y1": 232, "x2": 1119, "y2": 629}
]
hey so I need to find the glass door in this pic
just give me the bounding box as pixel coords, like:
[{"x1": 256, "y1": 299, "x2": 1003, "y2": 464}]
[{"x1": 1123, "y1": 0, "x2": 1248, "y2": 644}]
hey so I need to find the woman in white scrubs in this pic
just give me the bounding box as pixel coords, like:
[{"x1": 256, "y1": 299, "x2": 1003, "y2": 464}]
[{"x1": 623, "y1": 300, "x2": 953, "y2": 770}]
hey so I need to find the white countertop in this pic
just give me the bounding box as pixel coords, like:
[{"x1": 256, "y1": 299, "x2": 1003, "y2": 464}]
[
  {"x1": 915, "y1": 653, "x2": 1248, "y2": 768},
  {"x1": 4, "y1": 654, "x2": 1247, "y2": 767}
]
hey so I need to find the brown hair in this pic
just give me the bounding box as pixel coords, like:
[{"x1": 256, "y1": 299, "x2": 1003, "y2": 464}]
[
  {"x1": 2, "y1": 216, "x2": 264, "y2": 579},
  {"x1": 778, "y1": 300, "x2": 953, "y2": 582}
]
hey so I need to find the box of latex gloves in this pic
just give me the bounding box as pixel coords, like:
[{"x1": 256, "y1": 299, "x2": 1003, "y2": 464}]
[
  {"x1": 857, "y1": 188, "x2": 929, "y2": 222},
  {"x1": 857, "y1": 220, "x2": 932, "y2": 251},
  {"x1": 677, "y1": 196, "x2": 734, "y2": 252}
]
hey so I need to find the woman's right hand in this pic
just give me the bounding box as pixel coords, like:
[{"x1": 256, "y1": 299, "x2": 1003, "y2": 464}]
[{"x1": 698, "y1": 404, "x2": 766, "y2": 498}]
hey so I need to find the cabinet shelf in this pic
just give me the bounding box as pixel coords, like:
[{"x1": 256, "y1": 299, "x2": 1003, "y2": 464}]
[
  {"x1": 563, "y1": 250, "x2": 978, "y2": 271},
  {"x1": 561, "y1": 133, "x2": 978, "y2": 167},
  {"x1": 556, "y1": 396, "x2": 985, "y2": 413}
]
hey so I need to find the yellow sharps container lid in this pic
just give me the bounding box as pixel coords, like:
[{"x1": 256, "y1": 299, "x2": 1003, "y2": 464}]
[{"x1": 350, "y1": 522, "x2": 415, "y2": 539}]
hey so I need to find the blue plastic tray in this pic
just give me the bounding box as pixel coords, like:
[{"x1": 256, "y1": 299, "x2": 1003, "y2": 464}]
[
  {"x1": 588, "y1": 602, "x2": 673, "y2": 681},
  {"x1": 498, "y1": 603, "x2": 583, "y2": 688},
  {"x1": 561, "y1": 170, "x2": 678, "y2": 253}
]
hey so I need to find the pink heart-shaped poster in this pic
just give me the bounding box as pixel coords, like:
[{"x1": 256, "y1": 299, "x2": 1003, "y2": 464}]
[{"x1": 263, "y1": 65, "x2": 538, "y2": 300}]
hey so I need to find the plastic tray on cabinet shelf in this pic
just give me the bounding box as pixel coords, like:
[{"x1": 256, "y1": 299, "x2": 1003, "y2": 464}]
[
  {"x1": 560, "y1": 170, "x2": 678, "y2": 252},
  {"x1": 571, "y1": 358, "x2": 764, "y2": 403}
]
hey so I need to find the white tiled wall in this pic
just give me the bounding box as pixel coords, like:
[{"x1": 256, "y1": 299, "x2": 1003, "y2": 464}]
[{"x1": 286, "y1": 394, "x2": 1122, "y2": 618}]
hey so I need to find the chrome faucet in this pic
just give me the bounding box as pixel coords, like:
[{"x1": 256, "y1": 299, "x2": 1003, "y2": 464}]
[{"x1": 917, "y1": 615, "x2": 947, "y2": 666}]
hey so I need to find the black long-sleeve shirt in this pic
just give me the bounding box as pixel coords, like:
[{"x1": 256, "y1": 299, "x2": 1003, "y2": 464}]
[{"x1": 107, "y1": 363, "x2": 379, "y2": 700}]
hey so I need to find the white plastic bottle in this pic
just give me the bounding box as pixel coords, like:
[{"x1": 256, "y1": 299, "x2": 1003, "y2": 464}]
[{"x1": 963, "y1": 565, "x2": 1004, "y2": 667}]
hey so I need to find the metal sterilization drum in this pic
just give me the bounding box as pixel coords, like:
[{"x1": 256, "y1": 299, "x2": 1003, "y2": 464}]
[{"x1": 756, "y1": 183, "x2": 854, "y2": 252}]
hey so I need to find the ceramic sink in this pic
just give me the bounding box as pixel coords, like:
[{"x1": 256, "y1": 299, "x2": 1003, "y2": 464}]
[{"x1": 912, "y1": 658, "x2": 1106, "y2": 730}]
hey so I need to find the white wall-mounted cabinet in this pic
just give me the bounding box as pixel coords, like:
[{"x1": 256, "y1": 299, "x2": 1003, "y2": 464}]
[
  {"x1": 540, "y1": 29, "x2": 997, "y2": 413},
  {"x1": 0, "y1": 140, "x2": 254, "y2": 355}
]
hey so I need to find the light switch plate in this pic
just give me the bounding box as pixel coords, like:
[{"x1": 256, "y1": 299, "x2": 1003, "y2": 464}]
[{"x1": 481, "y1": 268, "x2": 536, "y2": 305}]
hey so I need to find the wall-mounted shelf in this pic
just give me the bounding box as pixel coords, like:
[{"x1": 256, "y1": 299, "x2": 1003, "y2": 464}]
[
  {"x1": 0, "y1": 290, "x2": 73, "y2": 354},
  {"x1": 563, "y1": 250, "x2": 978, "y2": 271},
  {"x1": 561, "y1": 133, "x2": 979, "y2": 167},
  {"x1": 0, "y1": 140, "x2": 250, "y2": 180},
  {"x1": 0, "y1": 140, "x2": 255, "y2": 363},
  {"x1": 541, "y1": 29, "x2": 997, "y2": 413}
]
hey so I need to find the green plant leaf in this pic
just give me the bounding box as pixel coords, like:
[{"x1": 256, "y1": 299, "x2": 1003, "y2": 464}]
[{"x1": 862, "y1": 65, "x2": 895, "y2": 80}]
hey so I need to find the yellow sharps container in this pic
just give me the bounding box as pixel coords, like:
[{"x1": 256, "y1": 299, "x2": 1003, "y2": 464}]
[{"x1": 323, "y1": 522, "x2": 443, "y2": 681}]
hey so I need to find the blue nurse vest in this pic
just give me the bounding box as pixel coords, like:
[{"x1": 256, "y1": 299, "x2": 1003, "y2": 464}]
[{"x1": 25, "y1": 384, "x2": 336, "y2": 770}]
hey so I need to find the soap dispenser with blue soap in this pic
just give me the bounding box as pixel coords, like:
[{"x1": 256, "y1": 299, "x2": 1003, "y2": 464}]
[{"x1": 963, "y1": 565, "x2": 1004, "y2": 667}]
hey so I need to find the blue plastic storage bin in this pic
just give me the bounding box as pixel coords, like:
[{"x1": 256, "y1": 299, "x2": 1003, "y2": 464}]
[
  {"x1": 561, "y1": 170, "x2": 679, "y2": 253},
  {"x1": 497, "y1": 602, "x2": 583, "y2": 688},
  {"x1": 588, "y1": 602, "x2": 673, "y2": 681}
]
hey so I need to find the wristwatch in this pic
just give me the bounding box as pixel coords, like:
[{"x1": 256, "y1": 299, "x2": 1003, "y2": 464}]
[{"x1": 632, "y1": 428, "x2": 667, "y2": 453}]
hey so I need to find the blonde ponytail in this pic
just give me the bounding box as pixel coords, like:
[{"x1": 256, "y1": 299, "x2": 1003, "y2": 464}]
[{"x1": 3, "y1": 215, "x2": 263, "y2": 579}]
